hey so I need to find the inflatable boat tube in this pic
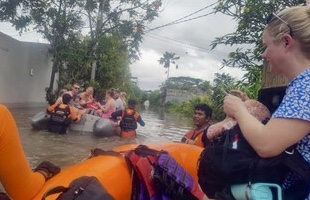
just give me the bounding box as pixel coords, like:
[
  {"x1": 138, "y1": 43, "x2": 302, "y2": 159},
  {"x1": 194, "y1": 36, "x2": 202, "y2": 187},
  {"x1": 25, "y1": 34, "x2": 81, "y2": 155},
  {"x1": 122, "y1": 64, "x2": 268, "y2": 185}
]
[
  {"x1": 32, "y1": 142, "x2": 203, "y2": 200},
  {"x1": 30, "y1": 112, "x2": 120, "y2": 136}
]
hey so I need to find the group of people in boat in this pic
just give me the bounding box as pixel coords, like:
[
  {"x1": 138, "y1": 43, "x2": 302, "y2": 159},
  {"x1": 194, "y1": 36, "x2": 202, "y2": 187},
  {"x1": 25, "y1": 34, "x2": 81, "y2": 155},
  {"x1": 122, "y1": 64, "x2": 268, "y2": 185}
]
[
  {"x1": 46, "y1": 83, "x2": 145, "y2": 136},
  {"x1": 1, "y1": 5, "x2": 310, "y2": 199}
]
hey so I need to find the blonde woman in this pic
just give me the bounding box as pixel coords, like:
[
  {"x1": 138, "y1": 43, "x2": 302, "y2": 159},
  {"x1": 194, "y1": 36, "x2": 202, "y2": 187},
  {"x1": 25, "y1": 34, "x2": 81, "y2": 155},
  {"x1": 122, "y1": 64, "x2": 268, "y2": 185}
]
[
  {"x1": 96, "y1": 89, "x2": 116, "y2": 119},
  {"x1": 223, "y1": 6, "x2": 310, "y2": 199}
]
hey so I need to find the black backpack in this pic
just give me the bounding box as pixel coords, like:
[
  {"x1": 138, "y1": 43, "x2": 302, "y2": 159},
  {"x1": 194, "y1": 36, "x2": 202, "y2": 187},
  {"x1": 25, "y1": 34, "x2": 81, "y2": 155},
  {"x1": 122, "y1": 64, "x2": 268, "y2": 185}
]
[
  {"x1": 197, "y1": 124, "x2": 310, "y2": 200},
  {"x1": 120, "y1": 109, "x2": 137, "y2": 130},
  {"x1": 50, "y1": 104, "x2": 71, "y2": 124}
]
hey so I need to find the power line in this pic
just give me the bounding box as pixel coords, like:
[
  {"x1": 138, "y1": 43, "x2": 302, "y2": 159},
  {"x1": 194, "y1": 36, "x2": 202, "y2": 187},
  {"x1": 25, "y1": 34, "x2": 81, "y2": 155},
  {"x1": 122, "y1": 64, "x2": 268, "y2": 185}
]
[
  {"x1": 145, "y1": 2, "x2": 217, "y2": 33},
  {"x1": 144, "y1": 33, "x2": 228, "y2": 57}
]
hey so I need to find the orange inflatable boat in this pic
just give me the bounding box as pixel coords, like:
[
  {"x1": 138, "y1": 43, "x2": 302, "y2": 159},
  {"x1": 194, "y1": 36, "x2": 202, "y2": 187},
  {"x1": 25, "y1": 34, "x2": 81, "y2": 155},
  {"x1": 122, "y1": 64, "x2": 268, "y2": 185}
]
[{"x1": 32, "y1": 142, "x2": 203, "y2": 200}]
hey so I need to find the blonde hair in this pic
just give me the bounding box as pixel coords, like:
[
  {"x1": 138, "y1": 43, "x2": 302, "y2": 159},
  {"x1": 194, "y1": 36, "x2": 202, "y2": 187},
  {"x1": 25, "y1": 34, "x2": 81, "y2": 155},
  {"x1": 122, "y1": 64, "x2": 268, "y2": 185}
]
[
  {"x1": 265, "y1": 6, "x2": 310, "y2": 58},
  {"x1": 120, "y1": 92, "x2": 126, "y2": 98}
]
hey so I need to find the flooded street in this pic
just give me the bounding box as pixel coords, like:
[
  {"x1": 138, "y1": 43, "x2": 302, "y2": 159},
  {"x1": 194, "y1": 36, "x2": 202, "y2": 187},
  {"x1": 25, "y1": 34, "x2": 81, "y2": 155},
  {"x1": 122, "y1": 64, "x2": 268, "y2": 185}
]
[{"x1": 9, "y1": 106, "x2": 193, "y2": 169}]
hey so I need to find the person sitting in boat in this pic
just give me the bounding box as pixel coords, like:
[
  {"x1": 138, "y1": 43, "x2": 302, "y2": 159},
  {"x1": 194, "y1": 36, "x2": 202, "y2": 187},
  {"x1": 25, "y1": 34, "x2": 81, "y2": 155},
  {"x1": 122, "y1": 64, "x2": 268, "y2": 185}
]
[
  {"x1": 0, "y1": 104, "x2": 60, "y2": 200},
  {"x1": 66, "y1": 82, "x2": 80, "y2": 100},
  {"x1": 46, "y1": 93, "x2": 82, "y2": 134},
  {"x1": 111, "y1": 99, "x2": 145, "y2": 138},
  {"x1": 79, "y1": 86, "x2": 95, "y2": 108},
  {"x1": 181, "y1": 103, "x2": 213, "y2": 148},
  {"x1": 112, "y1": 88, "x2": 124, "y2": 111},
  {"x1": 96, "y1": 88, "x2": 116, "y2": 119},
  {"x1": 54, "y1": 88, "x2": 68, "y2": 105}
]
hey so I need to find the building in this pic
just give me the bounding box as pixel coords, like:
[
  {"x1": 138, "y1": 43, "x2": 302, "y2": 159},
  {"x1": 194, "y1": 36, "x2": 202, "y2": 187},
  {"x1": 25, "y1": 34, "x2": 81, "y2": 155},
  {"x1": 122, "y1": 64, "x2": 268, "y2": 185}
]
[{"x1": 0, "y1": 32, "x2": 52, "y2": 107}]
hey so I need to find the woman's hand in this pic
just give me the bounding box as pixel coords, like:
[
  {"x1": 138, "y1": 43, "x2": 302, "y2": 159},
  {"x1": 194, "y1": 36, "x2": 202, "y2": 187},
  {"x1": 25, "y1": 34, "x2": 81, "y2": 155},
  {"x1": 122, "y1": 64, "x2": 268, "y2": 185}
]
[
  {"x1": 230, "y1": 89, "x2": 249, "y2": 101},
  {"x1": 223, "y1": 94, "x2": 247, "y2": 119}
]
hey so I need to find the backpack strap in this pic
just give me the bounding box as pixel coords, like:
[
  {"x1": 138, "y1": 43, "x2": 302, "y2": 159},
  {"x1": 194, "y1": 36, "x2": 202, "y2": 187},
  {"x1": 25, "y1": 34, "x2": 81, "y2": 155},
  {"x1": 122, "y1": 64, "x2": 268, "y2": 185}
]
[
  {"x1": 89, "y1": 148, "x2": 123, "y2": 159},
  {"x1": 41, "y1": 186, "x2": 68, "y2": 200},
  {"x1": 65, "y1": 104, "x2": 71, "y2": 116}
]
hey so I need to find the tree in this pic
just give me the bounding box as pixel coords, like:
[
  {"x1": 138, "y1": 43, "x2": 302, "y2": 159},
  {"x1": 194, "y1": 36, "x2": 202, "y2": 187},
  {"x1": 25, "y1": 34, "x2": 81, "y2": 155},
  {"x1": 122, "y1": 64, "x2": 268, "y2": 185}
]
[
  {"x1": 211, "y1": 0, "x2": 305, "y2": 96},
  {"x1": 82, "y1": 0, "x2": 163, "y2": 80},
  {"x1": 0, "y1": 0, "x2": 162, "y2": 103},
  {"x1": 158, "y1": 52, "x2": 180, "y2": 79},
  {"x1": 162, "y1": 76, "x2": 212, "y2": 97}
]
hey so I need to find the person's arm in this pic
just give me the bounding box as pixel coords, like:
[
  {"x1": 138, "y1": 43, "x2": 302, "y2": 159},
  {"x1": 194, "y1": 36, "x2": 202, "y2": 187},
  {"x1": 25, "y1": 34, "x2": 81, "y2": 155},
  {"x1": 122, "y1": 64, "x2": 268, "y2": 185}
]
[
  {"x1": 46, "y1": 103, "x2": 57, "y2": 114},
  {"x1": 223, "y1": 94, "x2": 310, "y2": 157},
  {"x1": 80, "y1": 94, "x2": 94, "y2": 107},
  {"x1": 136, "y1": 114, "x2": 145, "y2": 126},
  {"x1": 181, "y1": 136, "x2": 188, "y2": 143},
  {"x1": 69, "y1": 106, "x2": 81, "y2": 122},
  {"x1": 181, "y1": 131, "x2": 196, "y2": 144},
  {"x1": 97, "y1": 100, "x2": 113, "y2": 112}
]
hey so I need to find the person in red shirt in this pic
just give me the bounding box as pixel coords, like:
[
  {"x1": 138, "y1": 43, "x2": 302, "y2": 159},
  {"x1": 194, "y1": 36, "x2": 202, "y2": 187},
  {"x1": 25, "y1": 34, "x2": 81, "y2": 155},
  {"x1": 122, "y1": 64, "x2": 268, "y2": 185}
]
[{"x1": 181, "y1": 103, "x2": 212, "y2": 147}]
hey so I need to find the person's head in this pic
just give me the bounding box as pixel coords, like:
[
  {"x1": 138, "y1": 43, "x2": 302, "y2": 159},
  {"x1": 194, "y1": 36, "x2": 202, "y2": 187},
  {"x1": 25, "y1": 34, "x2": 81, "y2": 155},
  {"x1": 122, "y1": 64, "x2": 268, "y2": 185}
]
[
  {"x1": 120, "y1": 92, "x2": 126, "y2": 99},
  {"x1": 58, "y1": 89, "x2": 68, "y2": 97},
  {"x1": 105, "y1": 89, "x2": 114, "y2": 99},
  {"x1": 262, "y1": 6, "x2": 310, "y2": 77},
  {"x1": 73, "y1": 95, "x2": 81, "y2": 103},
  {"x1": 85, "y1": 86, "x2": 94, "y2": 95},
  {"x1": 128, "y1": 99, "x2": 137, "y2": 109},
  {"x1": 71, "y1": 83, "x2": 80, "y2": 95},
  {"x1": 62, "y1": 94, "x2": 73, "y2": 104},
  {"x1": 112, "y1": 88, "x2": 120, "y2": 99},
  {"x1": 193, "y1": 103, "x2": 212, "y2": 128}
]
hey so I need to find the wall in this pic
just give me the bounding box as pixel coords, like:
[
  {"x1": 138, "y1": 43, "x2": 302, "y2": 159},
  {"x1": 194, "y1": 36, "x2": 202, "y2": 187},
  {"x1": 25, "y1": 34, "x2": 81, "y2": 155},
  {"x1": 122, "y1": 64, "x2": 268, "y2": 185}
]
[{"x1": 0, "y1": 32, "x2": 52, "y2": 107}]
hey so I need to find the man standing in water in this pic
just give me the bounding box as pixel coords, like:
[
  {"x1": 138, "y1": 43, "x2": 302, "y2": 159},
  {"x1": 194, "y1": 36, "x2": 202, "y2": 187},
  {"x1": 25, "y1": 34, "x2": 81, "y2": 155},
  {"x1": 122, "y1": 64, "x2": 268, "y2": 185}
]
[
  {"x1": 111, "y1": 99, "x2": 145, "y2": 138},
  {"x1": 181, "y1": 103, "x2": 213, "y2": 148}
]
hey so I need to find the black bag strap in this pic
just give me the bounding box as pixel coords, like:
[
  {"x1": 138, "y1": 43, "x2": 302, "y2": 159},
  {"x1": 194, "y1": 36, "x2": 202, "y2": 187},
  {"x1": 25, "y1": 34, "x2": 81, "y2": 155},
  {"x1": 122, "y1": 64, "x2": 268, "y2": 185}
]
[
  {"x1": 89, "y1": 148, "x2": 123, "y2": 158},
  {"x1": 284, "y1": 148, "x2": 310, "y2": 184},
  {"x1": 41, "y1": 185, "x2": 69, "y2": 200}
]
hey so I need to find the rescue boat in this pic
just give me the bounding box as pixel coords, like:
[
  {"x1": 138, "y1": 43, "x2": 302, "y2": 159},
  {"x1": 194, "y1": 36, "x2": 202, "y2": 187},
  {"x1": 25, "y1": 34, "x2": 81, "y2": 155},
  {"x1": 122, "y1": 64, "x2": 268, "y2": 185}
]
[
  {"x1": 30, "y1": 111, "x2": 120, "y2": 136},
  {"x1": 31, "y1": 142, "x2": 203, "y2": 200}
]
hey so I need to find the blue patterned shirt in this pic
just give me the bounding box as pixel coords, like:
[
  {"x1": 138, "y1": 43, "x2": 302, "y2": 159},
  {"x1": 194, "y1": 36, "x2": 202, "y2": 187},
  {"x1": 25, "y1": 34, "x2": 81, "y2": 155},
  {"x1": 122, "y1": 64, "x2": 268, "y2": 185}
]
[{"x1": 272, "y1": 68, "x2": 310, "y2": 199}]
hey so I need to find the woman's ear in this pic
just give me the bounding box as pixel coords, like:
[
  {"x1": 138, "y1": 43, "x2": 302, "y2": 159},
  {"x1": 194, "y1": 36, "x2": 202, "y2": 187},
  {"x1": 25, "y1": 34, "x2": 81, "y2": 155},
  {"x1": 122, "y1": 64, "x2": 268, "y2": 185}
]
[{"x1": 283, "y1": 34, "x2": 293, "y2": 50}]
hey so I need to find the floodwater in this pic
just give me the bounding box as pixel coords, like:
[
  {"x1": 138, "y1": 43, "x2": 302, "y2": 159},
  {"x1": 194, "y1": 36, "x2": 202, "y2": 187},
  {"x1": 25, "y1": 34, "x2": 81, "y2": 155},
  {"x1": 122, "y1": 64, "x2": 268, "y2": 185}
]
[{"x1": 9, "y1": 106, "x2": 193, "y2": 169}]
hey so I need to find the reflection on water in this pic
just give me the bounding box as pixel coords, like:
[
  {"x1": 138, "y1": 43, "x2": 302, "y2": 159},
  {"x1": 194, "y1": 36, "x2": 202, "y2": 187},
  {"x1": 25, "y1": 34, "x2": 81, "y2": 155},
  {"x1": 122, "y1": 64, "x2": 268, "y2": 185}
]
[{"x1": 9, "y1": 106, "x2": 193, "y2": 169}]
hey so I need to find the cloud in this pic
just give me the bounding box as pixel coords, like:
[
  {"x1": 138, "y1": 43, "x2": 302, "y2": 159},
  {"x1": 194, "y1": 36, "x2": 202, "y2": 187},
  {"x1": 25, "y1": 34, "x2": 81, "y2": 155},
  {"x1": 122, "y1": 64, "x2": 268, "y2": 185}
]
[{"x1": 130, "y1": 0, "x2": 245, "y2": 90}]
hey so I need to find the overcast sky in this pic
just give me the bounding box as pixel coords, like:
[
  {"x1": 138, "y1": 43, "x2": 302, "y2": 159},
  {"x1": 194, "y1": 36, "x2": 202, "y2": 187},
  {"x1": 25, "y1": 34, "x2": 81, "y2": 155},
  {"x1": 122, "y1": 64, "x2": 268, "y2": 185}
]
[{"x1": 1, "y1": 0, "x2": 245, "y2": 91}]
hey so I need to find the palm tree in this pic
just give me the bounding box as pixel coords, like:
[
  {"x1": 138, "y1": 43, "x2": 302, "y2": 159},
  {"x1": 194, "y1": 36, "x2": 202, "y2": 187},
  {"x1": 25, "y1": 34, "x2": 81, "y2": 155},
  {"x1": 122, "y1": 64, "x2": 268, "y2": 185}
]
[{"x1": 158, "y1": 52, "x2": 180, "y2": 79}]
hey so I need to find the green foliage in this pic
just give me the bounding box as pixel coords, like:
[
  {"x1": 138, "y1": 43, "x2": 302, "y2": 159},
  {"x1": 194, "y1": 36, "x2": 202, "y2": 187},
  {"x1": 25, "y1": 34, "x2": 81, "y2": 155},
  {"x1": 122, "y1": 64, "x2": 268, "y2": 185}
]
[
  {"x1": 161, "y1": 72, "x2": 259, "y2": 121},
  {"x1": 95, "y1": 34, "x2": 131, "y2": 89},
  {"x1": 159, "y1": 77, "x2": 212, "y2": 99},
  {"x1": 212, "y1": 0, "x2": 305, "y2": 88},
  {"x1": 166, "y1": 95, "x2": 212, "y2": 117},
  {"x1": 147, "y1": 90, "x2": 162, "y2": 107}
]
